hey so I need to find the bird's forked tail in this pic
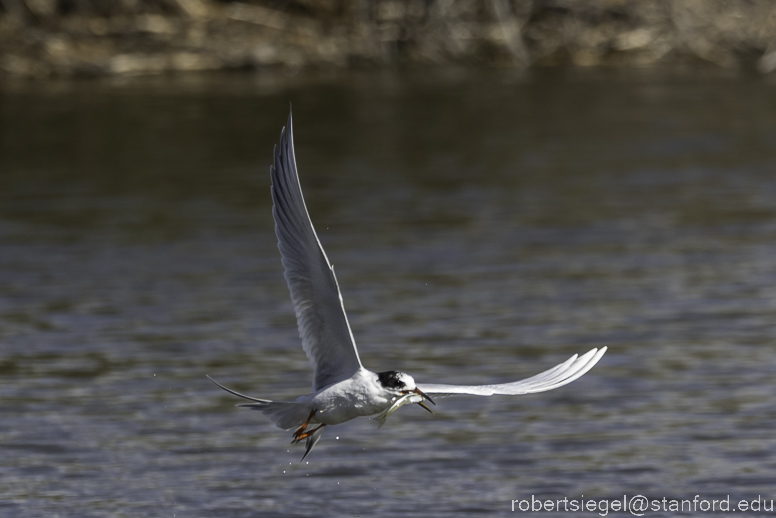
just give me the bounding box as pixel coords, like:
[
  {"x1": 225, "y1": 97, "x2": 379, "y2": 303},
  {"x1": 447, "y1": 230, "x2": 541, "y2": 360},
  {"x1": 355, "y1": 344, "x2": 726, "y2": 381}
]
[{"x1": 207, "y1": 375, "x2": 314, "y2": 429}]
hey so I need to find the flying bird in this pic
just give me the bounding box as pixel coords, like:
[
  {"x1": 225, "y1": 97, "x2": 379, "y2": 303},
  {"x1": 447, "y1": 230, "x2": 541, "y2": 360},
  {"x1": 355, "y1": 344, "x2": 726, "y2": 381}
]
[{"x1": 209, "y1": 112, "x2": 607, "y2": 461}]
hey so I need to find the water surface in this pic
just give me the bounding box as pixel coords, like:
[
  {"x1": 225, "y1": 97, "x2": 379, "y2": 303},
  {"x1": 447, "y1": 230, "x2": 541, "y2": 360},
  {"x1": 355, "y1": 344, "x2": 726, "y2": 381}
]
[{"x1": 2, "y1": 69, "x2": 776, "y2": 517}]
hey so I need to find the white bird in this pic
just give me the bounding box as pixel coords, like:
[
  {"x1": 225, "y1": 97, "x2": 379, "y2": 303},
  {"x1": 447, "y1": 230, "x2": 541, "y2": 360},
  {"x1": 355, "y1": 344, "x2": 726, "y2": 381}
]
[{"x1": 208, "y1": 112, "x2": 607, "y2": 461}]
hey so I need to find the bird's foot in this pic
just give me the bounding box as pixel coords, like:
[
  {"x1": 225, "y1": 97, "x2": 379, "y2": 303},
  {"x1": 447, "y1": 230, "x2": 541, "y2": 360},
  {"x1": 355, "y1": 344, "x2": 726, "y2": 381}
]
[
  {"x1": 291, "y1": 409, "x2": 317, "y2": 443},
  {"x1": 293, "y1": 423, "x2": 325, "y2": 443}
]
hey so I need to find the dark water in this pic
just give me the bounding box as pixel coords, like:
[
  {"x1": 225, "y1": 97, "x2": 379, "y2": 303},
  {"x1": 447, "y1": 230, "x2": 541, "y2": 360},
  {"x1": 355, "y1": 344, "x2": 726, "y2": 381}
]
[{"x1": 2, "y1": 69, "x2": 776, "y2": 517}]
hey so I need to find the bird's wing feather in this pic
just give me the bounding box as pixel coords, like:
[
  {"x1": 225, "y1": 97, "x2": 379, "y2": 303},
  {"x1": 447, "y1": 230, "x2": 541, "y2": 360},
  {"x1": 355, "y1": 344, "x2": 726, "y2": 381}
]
[
  {"x1": 271, "y1": 112, "x2": 362, "y2": 392},
  {"x1": 416, "y1": 347, "x2": 606, "y2": 397}
]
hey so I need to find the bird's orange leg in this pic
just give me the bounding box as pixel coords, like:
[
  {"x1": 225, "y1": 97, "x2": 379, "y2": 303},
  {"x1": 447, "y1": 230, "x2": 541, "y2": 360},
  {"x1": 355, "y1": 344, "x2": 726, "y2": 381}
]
[
  {"x1": 292, "y1": 409, "x2": 317, "y2": 442},
  {"x1": 293, "y1": 423, "x2": 326, "y2": 443}
]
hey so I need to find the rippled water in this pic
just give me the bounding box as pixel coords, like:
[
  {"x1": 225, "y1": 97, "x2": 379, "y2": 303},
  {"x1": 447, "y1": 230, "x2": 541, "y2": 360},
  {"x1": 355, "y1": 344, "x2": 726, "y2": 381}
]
[{"x1": 2, "y1": 69, "x2": 776, "y2": 517}]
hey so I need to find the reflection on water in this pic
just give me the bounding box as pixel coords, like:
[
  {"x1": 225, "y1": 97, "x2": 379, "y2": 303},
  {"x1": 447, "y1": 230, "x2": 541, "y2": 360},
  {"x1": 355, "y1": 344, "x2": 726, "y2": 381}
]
[{"x1": 2, "y1": 69, "x2": 776, "y2": 517}]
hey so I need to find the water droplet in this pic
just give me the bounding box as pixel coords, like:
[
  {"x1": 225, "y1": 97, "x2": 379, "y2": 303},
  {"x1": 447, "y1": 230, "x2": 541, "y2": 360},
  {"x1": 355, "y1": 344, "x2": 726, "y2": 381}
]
[{"x1": 336, "y1": 436, "x2": 340, "y2": 440}]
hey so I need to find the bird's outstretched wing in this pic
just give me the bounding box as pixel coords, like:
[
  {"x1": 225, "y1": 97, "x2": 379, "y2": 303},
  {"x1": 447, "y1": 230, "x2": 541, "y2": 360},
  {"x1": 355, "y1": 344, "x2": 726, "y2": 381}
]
[
  {"x1": 416, "y1": 347, "x2": 606, "y2": 397},
  {"x1": 271, "y1": 112, "x2": 362, "y2": 392}
]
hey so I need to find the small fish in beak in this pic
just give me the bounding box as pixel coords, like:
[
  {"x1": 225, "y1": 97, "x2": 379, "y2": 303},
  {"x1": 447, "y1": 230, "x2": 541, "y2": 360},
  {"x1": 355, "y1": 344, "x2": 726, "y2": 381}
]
[
  {"x1": 409, "y1": 388, "x2": 435, "y2": 414},
  {"x1": 371, "y1": 388, "x2": 436, "y2": 428}
]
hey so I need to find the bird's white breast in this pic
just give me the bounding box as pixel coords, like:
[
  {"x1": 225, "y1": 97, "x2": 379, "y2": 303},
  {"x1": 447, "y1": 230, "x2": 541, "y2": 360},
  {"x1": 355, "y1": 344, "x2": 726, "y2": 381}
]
[{"x1": 309, "y1": 369, "x2": 392, "y2": 425}]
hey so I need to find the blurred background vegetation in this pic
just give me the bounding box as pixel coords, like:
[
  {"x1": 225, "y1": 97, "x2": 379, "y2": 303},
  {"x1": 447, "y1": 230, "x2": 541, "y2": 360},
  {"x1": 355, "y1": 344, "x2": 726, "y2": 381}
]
[{"x1": 1, "y1": 0, "x2": 776, "y2": 78}]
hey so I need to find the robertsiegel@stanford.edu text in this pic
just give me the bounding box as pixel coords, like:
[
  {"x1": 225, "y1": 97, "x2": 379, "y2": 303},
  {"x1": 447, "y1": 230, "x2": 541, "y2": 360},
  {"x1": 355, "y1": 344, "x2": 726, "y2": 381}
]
[{"x1": 511, "y1": 494, "x2": 774, "y2": 516}]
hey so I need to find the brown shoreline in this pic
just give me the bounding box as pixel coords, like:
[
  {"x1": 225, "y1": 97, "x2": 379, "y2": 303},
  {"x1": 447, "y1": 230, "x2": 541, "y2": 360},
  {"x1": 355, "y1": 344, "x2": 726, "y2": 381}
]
[{"x1": 2, "y1": 0, "x2": 776, "y2": 79}]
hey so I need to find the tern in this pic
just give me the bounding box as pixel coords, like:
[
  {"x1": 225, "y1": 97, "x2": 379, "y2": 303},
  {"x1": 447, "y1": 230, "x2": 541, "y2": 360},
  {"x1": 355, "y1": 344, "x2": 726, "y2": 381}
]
[{"x1": 209, "y1": 112, "x2": 607, "y2": 461}]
